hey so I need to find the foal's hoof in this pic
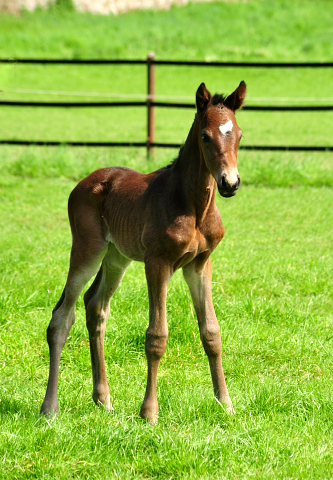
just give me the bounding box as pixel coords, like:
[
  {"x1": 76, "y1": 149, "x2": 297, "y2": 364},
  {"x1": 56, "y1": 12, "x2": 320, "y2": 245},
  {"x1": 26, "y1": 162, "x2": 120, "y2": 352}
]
[
  {"x1": 141, "y1": 412, "x2": 158, "y2": 425},
  {"x1": 226, "y1": 404, "x2": 235, "y2": 415},
  {"x1": 93, "y1": 393, "x2": 113, "y2": 411},
  {"x1": 40, "y1": 401, "x2": 59, "y2": 417},
  {"x1": 140, "y1": 401, "x2": 158, "y2": 425},
  {"x1": 216, "y1": 396, "x2": 235, "y2": 415}
]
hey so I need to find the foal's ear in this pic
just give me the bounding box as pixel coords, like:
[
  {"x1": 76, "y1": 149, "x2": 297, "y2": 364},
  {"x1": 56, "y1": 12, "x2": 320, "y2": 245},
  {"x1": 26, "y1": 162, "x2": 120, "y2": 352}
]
[
  {"x1": 224, "y1": 80, "x2": 247, "y2": 112},
  {"x1": 196, "y1": 83, "x2": 212, "y2": 113}
]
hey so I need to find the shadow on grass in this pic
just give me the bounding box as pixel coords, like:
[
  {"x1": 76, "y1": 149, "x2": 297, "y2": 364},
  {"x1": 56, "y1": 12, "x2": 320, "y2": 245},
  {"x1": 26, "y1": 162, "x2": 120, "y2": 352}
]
[{"x1": 0, "y1": 396, "x2": 39, "y2": 418}]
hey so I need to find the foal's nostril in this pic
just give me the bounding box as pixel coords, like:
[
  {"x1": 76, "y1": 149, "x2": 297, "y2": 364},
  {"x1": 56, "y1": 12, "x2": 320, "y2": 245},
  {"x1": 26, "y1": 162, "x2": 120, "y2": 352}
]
[
  {"x1": 221, "y1": 175, "x2": 227, "y2": 190},
  {"x1": 221, "y1": 174, "x2": 240, "y2": 191}
]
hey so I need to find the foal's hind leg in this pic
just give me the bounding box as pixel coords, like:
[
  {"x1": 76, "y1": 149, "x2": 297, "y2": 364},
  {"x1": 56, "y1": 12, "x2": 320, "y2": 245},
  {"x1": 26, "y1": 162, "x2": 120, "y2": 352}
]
[
  {"x1": 183, "y1": 256, "x2": 233, "y2": 413},
  {"x1": 40, "y1": 238, "x2": 108, "y2": 416},
  {"x1": 40, "y1": 188, "x2": 109, "y2": 416},
  {"x1": 84, "y1": 243, "x2": 131, "y2": 410},
  {"x1": 40, "y1": 244, "x2": 107, "y2": 416}
]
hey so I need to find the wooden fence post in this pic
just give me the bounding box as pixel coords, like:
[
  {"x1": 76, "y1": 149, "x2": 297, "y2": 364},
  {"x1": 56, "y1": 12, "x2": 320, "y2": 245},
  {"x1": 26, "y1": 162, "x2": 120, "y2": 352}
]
[{"x1": 147, "y1": 51, "x2": 155, "y2": 159}]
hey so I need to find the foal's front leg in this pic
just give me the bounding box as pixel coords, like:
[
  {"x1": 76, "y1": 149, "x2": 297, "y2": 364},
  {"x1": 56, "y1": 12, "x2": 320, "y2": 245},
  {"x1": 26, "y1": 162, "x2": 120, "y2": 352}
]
[
  {"x1": 183, "y1": 257, "x2": 234, "y2": 413},
  {"x1": 140, "y1": 258, "x2": 171, "y2": 424}
]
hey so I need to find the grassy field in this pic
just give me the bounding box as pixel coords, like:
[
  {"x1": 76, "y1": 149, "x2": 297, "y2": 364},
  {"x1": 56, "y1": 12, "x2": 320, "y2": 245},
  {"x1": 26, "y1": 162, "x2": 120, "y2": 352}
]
[
  {"x1": 0, "y1": 0, "x2": 332, "y2": 60},
  {"x1": 1, "y1": 1, "x2": 333, "y2": 478},
  {"x1": 1, "y1": 0, "x2": 332, "y2": 147},
  {"x1": 1, "y1": 149, "x2": 333, "y2": 479}
]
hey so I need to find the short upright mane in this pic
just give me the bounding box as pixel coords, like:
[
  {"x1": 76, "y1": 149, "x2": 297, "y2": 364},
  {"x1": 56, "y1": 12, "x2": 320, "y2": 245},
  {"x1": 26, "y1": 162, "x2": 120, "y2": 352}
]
[
  {"x1": 163, "y1": 145, "x2": 185, "y2": 170},
  {"x1": 211, "y1": 93, "x2": 227, "y2": 106}
]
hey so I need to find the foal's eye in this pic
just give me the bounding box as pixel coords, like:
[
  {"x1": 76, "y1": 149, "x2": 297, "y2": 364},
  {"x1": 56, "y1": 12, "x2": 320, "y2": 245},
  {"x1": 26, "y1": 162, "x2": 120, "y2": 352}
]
[{"x1": 201, "y1": 131, "x2": 210, "y2": 143}]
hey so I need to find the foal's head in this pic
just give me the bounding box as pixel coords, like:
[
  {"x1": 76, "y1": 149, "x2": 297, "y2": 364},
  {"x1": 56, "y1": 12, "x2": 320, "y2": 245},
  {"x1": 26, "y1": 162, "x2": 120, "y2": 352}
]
[{"x1": 196, "y1": 81, "x2": 246, "y2": 197}]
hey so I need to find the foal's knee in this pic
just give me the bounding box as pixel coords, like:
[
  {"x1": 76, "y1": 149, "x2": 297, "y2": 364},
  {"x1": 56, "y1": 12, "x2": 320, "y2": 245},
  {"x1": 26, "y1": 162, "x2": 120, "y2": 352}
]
[
  {"x1": 201, "y1": 326, "x2": 222, "y2": 357},
  {"x1": 145, "y1": 329, "x2": 168, "y2": 360}
]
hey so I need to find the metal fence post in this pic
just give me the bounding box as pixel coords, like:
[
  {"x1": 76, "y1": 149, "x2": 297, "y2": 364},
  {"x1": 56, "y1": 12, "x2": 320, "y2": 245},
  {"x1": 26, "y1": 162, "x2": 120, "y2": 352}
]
[{"x1": 147, "y1": 52, "x2": 155, "y2": 159}]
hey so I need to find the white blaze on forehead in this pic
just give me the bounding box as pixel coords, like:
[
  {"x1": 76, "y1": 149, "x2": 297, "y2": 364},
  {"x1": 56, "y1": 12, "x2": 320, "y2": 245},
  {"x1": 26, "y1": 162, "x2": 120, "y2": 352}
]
[{"x1": 219, "y1": 120, "x2": 233, "y2": 135}]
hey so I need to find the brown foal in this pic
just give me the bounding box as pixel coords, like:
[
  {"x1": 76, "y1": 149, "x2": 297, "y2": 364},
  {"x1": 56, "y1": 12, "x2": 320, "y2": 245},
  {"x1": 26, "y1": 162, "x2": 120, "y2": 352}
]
[{"x1": 40, "y1": 81, "x2": 246, "y2": 423}]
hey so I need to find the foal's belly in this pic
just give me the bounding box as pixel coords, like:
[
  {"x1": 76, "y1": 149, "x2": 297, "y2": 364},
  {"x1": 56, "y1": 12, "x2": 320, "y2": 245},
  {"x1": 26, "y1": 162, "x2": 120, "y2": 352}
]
[
  {"x1": 107, "y1": 220, "x2": 146, "y2": 263},
  {"x1": 111, "y1": 240, "x2": 145, "y2": 263}
]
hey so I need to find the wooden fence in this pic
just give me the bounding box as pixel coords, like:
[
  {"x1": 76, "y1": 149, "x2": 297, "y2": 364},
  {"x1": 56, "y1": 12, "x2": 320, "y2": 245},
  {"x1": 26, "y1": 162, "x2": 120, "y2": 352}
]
[{"x1": 1, "y1": 54, "x2": 333, "y2": 156}]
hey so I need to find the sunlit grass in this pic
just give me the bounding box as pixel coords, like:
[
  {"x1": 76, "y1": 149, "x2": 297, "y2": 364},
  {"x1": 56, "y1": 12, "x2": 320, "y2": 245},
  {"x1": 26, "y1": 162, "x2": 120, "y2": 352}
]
[
  {"x1": 0, "y1": 0, "x2": 332, "y2": 61},
  {"x1": 1, "y1": 150, "x2": 333, "y2": 478}
]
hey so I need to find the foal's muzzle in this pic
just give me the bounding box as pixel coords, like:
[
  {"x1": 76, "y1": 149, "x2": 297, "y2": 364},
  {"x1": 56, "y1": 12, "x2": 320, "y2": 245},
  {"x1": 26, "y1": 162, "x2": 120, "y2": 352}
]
[{"x1": 217, "y1": 173, "x2": 241, "y2": 198}]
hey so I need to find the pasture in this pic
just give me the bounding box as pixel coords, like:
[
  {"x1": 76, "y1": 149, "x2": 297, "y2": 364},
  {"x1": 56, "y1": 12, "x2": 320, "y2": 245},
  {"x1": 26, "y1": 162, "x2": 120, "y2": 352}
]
[{"x1": 1, "y1": 1, "x2": 333, "y2": 478}]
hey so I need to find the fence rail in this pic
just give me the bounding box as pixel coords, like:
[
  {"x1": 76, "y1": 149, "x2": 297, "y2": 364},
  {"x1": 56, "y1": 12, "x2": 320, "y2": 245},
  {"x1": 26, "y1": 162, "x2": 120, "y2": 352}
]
[
  {"x1": 1, "y1": 54, "x2": 333, "y2": 154},
  {"x1": 0, "y1": 140, "x2": 330, "y2": 152},
  {"x1": 1, "y1": 59, "x2": 333, "y2": 67},
  {"x1": 1, "y1": 100, "x2": 333, "y2": 111}
]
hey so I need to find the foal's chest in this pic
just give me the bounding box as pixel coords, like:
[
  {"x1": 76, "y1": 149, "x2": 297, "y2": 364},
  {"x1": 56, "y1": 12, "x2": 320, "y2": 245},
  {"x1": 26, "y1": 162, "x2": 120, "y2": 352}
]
[
  {"x1": 197, "y1": 206, "x2": 225, "y2": 252},
  {"x1": 164, "y1": 206, "x2": 225, "y2": 268}
]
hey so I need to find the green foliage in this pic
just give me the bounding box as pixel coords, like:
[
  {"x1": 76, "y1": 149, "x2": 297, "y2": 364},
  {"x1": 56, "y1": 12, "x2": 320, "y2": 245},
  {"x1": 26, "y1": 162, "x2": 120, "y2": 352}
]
[{"x1": 53, "y1": 0, "x2": 75, "y2": 12}]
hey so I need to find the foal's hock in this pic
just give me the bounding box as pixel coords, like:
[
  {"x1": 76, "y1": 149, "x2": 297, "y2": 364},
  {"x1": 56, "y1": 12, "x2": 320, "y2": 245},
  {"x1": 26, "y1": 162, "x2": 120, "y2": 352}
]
[{"x1": 40, "y1": 81, "x2": 246, "y2": 423}]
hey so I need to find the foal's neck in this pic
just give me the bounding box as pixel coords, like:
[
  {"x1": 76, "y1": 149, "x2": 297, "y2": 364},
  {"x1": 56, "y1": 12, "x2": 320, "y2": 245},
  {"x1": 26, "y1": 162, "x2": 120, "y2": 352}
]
[{"x1": 173, "y1": 117, "x2": 217, "y2": 222}]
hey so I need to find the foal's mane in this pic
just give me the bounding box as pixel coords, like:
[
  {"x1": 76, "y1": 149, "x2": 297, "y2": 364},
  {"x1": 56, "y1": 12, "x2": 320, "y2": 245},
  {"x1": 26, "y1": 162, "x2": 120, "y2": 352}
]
[
  {"x1": 163, "y1": 145, "x2": 185, "y2": 170},
  {"x1": 211, "y1": 93, "x2": 227, "y2": 106}
]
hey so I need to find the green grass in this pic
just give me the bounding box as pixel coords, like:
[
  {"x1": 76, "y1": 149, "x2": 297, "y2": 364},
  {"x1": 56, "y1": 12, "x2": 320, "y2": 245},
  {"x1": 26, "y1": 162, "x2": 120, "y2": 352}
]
[
  {"x1": 1, "y1": 1, "x2": 333, "y2": 478},
  {"x1": 1, "y1": 70, "x2": 332, "y2": 147},
  {"x1": 1, "y1": 146, "x2": 333, "y2": 188},
  {"x1": 0, "y1": 0, "x2": 332, "y2": 61},
  {"x1": 1, "y1": 147, "x2": 333, "y2": 479}
]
